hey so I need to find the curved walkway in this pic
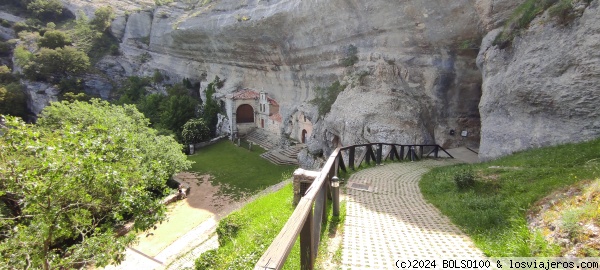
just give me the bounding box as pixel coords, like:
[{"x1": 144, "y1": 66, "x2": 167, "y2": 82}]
[{"x1": 341, "y1": 160, "x2": 484, "y2": 269}]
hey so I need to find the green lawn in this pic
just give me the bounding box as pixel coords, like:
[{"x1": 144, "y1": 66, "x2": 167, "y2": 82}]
[
  {"x1": 420, "y1": 138, "x2": 600, "y2": 256},
  {"x1": 195, "y1": 183, "x2": 301, "y2": 269},
  {"x1": 187, "y1": 140, "x2": 295, "y2": 199}
]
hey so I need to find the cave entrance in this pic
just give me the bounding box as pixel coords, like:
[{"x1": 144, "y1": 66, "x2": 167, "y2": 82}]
[
  {"x1": 301, "y1": 129, "x2": 307, "y2": 143},
  {"x1": 236, "y1": 104, "x2": 254, "y2": 123}
]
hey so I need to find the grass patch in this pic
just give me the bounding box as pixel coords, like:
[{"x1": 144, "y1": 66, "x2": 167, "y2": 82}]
[
  {"x1": 316, "y1": 199, "x2": 347, "y2": 270},
  {"x1": 187, "y1": 140, "x2": 295, "y2": 199},
  {"x1": 194, "y1": 183, "x2": 300, "y2": 269},
  {"x1": 420, "y1": 138, "x2": 600, "y2": 256}
]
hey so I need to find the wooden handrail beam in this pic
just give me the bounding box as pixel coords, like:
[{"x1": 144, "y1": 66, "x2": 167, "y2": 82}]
[
  {"x1": 255, "y1": 143, "x2": 453, "y2": 270},
  {"x1": 255, "y1": 147, "x2": 340, "y2": 270}
]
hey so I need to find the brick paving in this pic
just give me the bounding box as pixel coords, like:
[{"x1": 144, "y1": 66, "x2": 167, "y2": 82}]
[{"x1": 341, "y1": 160, "x2": 485, "y2": 269}]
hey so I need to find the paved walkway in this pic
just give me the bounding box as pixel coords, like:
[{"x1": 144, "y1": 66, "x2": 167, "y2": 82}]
[{"x1": 341, "y1": 160, "x2": 485, "y2": 269}]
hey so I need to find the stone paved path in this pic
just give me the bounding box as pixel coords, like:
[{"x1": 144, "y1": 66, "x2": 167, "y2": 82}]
[{"x1": 341, "y1": 160, "x2": 485, "y2": 269}]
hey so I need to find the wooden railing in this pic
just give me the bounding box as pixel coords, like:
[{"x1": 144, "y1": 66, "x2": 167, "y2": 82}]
[{"x1": 254, "y1": 143, "x2": 453, "y2": 270}]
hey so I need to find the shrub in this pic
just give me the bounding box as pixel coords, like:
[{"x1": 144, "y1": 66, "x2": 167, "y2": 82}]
[
  {"x1": 181, "y1": 118, "x2": 210, "y2": 145},
  {"x1": 548, "y1": 0, "x2": 574, "y2": 25},
  {"x1": 311, "y1": 80, "x2": 346, "y2": 117},
  {"x1": 25, "y1": 46, "x2": 90, "y2": 81},
  {"x1": 0, "y1": 42, "x2": 12, "y2": 56},
  {"x1": 0, "y1": 65, "x2": 16, "y2": 83},
  {"x1": 341, "y1": 44, "x2": 358, "y2": 67},
  {"x1": 1, "y1": 19, "x2": 11, "y2": 28},
  {"x1": 454, "y1": 169, "x2": 476, "y2": 190},
  {"x1": 195, "y1": 250, "x2": 218, "y2": 270},
  {"x1": 12, "y1": 21, "x2": 30, "y2": 33},
  {"x1": 38, "y1": 30, "x2": 72, "y2": 49},
  {"x1": 13, "y1": 45, "x2": 33, "y2": 67},
  {"x1": 216, "y1": 212, "x2": 246, "y2": 246},
  {"x1": 0, "y1": 82, "x2": 27, "y2": 118},
  {"x1": 152, "y1": 69, "x2": 165, "y2": 83},
  {"x1": 155, "y1": 0, "x2": 174, "y2": 6},
  {"x1": 109, "y1": 44, "x2": 120, "y2": 55},
  {"x1": 26, "y1": 0, "x2": 63, "y2": 20},
  {"x1": 90, "y1": 6, "x2": 115, "y2": 32}
]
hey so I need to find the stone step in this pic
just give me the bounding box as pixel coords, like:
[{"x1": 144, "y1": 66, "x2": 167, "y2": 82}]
[{"x1": 260, "y1": 152, "x2": 298, "y2": 166}]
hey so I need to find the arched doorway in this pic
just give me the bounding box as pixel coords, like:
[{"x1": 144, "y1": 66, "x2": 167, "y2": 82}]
[
  {"x1": 261, "y1": 119, "x2": 265, "y2": 128},
  {"x1": 301, "y1": 129, "x2": 307, "y2": 143},
  {"x1": 236, "y1": 104, "x2": 254, "y2": 123}
]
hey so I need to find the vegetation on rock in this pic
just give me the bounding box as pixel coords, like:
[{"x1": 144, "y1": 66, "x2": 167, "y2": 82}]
[
  {"x1": 311, "y1": 80, "x2": 345, "y2": 117},
  {"x1": 0, "y1": 100, "x2": 192, "y2": 269},
  {"x1": 201, "y1": 76, "x2": 223, "y2": 137}
]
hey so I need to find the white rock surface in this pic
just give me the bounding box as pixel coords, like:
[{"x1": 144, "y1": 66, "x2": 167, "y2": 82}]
[{"x1": 477, "y1": 2, "x2": 600, "y2": 160}]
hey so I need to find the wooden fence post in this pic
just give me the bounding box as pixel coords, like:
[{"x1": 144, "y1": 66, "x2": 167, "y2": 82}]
[
  {"x1": 349, "y1": 147, "x2": 355, "y2": 170},
  {"x1": 377, "y1": 143, "x2": 383, "y2": 165},
  {"x1": 300, "y1": 209, "x2": 314, "y2": 270}
]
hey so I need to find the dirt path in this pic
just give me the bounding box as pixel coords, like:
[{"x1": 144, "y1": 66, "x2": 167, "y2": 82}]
[
  {"x1": 102, "y1": 172, "x2": 239, "y2": 269},
  {"x1": 132, "y1": 173, "x2": 235, "y2": 256}
]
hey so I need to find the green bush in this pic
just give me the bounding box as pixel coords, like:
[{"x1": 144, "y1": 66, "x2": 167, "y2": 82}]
[
  {"x1": 38, "y1": 30, "x2": 72, "y2": 49},
  {"x1": 181, "y1": 118, "x2": 210, "y2": 145},
  {"x1": 0, "y1": 42, "x2": 12, "y2": 56},
  {"x1": 0, "y1": 82, "x2": 27, "y2": 118},
  {"x1": 195, "y1": 250, "x2": 218, "y2": 270},
  {"x1": 216, "y1": 212, "x2": 246, "y2": 246},
  {"x1": 1, "y1": 19, "x2": 11, "y2": 28},
  {"x1": 310, "y1": 80, "x2": 346, "y2": 117},
  {"x1": 548, "y1": 0, "x2": 574, "y2": 25},
  {"x1": 454, "y1": 169, "x2": 476, "y2": 190},
  {"x1": 152, "y1": 69, "x2": 165, "y2": 83},
  {"x1": 24, "y1": 46, "x2": 90, "y2": 82},
  {"x1": 109, "y1": 44, "x2": 120, "y2": 55},
  {"x1": 0, "y1": 65, "x2": 16, "y2": 83},
  {"x1": 26, "y1": 0, "x2": 63, "y2": 20},
  {"x1": 341, "y1": 44, "x2": 358, "y2": 67},
  {"x1": 12, "y1": 21, "x2": 31, "y2": 33},
  {"x1": 90, "y1": 6, "x2": 115, "y2": 32}
]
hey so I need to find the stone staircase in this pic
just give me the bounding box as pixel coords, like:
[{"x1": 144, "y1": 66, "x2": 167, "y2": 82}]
[
  {"x1": 244, "y1": 129, "x2": 278, "y2": 150},
  {"x1": 243, "y1": 129, "x2": 305, "y2": 166},
  {"x1": 260, "y1": 144, "x2": 304, "y2": 166}
]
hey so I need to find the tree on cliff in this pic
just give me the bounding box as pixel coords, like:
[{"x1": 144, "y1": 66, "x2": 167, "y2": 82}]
[
  {"x1": 23, "y1": 46, "x2": 90, "y2": 82},
  {"x1": 0, "y1": 100, "x2": 192, "y2": 269}
]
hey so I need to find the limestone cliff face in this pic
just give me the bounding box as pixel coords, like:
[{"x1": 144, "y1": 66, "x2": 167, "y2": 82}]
[
  {"x1": 477, "y1": 2, "x2": 600, "y2": 160},
  {"x1": 60, "y1": 0, "x2": 519, "y2": 152}
]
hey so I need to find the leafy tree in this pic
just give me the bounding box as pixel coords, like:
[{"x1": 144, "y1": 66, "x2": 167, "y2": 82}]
[
  {"x1": 24, "y1": 46, "x2": 90, "y2": 82},
  {"x1": 72, "y1": 12, "x2": 102, "y2": 54},
  {"x1": 26, "y1": 0, "x2": 63, "y2": 20},
  {"x1": 160, "y1": 84, "x2": 199, "y2": 138},
  {"x1": 0, "y1": 100, "x2": 192, "y2": 269},
  {"x1": 90, "y1": 6, "x2": 115, "y2": 32},
  {"x1": 181, "y1": 118, "x2": 210, "y2": 145},
  {"x1": 116, "y1": 76, "x2": 151, "y2": 104},
  {"x1": 202, "y1": 76, "x2": 222, "y2": 136},
  {"x1": 38, "y1": 30, "x2": 72, "y2": 49},
  {"x1": 136, "y1": 93, "x2": 166, "y2": 127},
  {"x1": 0, "y1": 66, "x2": 16, "y2": 84},
  {"x1": 13, "y1": 45, "x2": 34, "y2": 67},
  {"x1": 0, "y1": 83, "x2": 27, "y2": 118}
]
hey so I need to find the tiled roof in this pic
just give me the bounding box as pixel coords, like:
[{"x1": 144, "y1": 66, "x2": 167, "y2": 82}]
[
  {"x1": 231, "y1": 89, "x2": 279, "y2": 106},
  {"x1": 231, "y1": 89, "x2": 260, "y2": 100},
  {"x1": 267, "y1": 97, "x2": 278, "y2": 106},
  {"x1": 269, "y1": 112, "x2": 282, "y2": 123}
]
